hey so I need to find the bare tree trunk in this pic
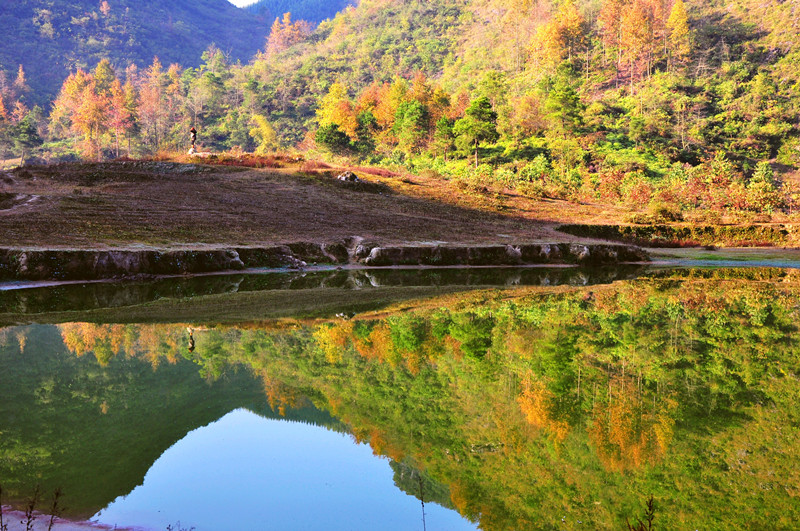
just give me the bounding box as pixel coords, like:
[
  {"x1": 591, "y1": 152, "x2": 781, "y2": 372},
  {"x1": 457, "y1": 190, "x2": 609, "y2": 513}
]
[{"x1": 585, "y1": 47, "x2": 590, "y2": 83}]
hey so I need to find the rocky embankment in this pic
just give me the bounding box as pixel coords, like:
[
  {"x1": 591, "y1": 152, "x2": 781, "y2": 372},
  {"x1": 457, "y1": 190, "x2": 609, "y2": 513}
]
[{"x1": 0, "y1": 241, "x2": 649, "y2": 282}]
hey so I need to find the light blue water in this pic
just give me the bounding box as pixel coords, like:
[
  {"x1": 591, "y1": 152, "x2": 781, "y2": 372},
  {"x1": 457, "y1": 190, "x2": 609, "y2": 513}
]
[{"x1": 93, "y1": 409, "x2": 477, "y2": 531}]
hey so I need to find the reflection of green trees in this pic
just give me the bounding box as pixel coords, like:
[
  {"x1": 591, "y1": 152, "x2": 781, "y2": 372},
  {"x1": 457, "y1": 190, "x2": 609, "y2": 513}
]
[
  {"x1": 0, "y1": 326, "x2": 270, "y2": 516},
  {"x1": 390, "y1": 459, "x2": 455, "y2": 511},
  {"x1": 245, "y1": 277, "x2": 800, "y2": 530},
  {"x1": 14, "y1": 273, "x2": 800, "y2": 529}
]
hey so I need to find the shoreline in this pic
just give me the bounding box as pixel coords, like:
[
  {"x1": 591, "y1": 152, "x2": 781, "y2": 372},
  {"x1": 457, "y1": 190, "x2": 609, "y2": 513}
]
[
  {"x1": 3, "y1": 243, "x2": 800, "y2": 287},
  {"x1": 0, "y1": 242, "x2": 649, "y2": 282}
]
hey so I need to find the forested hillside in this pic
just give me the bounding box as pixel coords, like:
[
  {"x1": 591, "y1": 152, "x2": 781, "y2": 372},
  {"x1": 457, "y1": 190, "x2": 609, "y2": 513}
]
[
  {"x1": 3, "y1": 0, "x2": 800, "y2": 222},
  {"x1": 0, "y1": 0, "x2": 267, "y2": 104}
]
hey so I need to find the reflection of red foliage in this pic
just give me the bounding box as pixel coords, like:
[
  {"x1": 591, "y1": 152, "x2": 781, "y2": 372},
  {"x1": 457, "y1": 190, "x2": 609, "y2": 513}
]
[{"x1": 262, "y1": 375, "x2": 299, "y2": 416}]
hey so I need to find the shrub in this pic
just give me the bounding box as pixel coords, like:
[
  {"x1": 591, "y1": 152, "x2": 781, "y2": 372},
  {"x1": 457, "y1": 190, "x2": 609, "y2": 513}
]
[
  {"x1": 517, "y1": 180, "x2": 546, "y2": 199},
  {"x1": 622, "y1": 175, "x2": 654, "y2": 207},
  {"x1": 596, "y1": 170, "x2": 625, "y2": 203},
  {"x1": 683, "y1": 210, "x2": 723, "y2": 225},
  {"x1": 493, "y1": 166, "x2": 518, "y2": 187},
  {"x1": 623, "y1": 212, "x2": 656, "y2": 224},
  {"x1": 746, "y1": 162, "x2": 782, "y2": 212},
  {"x1": 300, "y1": 160, "x2": 332, "y2": 172},
  {"x1": 519, "y1": 154, "x2": 553, "y2": 182},
  {"x1": 746, "y1": 179, "x2": 782, "y2": 212},
  {"x1": 648, "y1": 201, "x2": 683, "y2": 222}
]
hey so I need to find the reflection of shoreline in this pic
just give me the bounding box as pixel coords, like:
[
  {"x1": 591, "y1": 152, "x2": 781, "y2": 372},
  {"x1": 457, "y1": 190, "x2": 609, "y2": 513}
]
[
  {"x1": 1, "y1": 506, "x2": 129, "y2": 531},
  {"x1": 0, "y1": 266, "x2": 647, "y2": 325}
]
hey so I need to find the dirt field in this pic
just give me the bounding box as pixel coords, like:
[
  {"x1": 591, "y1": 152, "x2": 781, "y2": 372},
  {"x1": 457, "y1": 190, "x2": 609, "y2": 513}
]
[{"x1": 0, "y1": 159, "x2": 627, "y2": 249}]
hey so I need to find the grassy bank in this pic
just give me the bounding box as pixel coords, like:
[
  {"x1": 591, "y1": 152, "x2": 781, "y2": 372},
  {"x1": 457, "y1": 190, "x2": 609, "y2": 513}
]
[{"x1": 557, "y1": 223, "x2": 800, "y2": 247}]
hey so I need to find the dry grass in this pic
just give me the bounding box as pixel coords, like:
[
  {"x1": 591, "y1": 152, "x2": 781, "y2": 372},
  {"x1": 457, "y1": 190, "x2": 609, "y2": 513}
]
[
  {"x1": 0, "y1": 158, "x2": 604, "y2": 249},
  {"x1": 0, "y1": 157, "x2": 22, "y2": 170}
]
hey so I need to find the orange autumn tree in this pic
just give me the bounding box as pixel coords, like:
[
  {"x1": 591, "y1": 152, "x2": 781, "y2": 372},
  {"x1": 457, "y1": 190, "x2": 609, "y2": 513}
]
[
  {"x1": 107, "y1": 79, "x2": 133, "y2": 157},
  {"x1": 50, "y1": 69, "x2": 109, "y2": 159},
  {"x1": 136, "y1": 58, "x2": 163, "y2": 149},
  {"x1": 599, "y1": 0, "x2": 668, "y2": 86},
  {"x1": 529, "y1": 1, "x2": 588, "y2": 72},
  {"x1": 265, "y1": 12, "x2": 313, "y2": 57}
]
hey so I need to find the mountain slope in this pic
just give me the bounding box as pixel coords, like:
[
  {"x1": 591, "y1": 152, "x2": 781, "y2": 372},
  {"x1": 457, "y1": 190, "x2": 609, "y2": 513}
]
[{"x1": 0, "y1": 0, "x2": 268, "y2": 105}]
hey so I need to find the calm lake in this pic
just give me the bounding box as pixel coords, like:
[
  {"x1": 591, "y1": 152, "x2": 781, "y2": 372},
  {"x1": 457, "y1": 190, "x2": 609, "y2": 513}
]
[{"x1": 1, "y1": 266, "x2": 798, "y2": 530}]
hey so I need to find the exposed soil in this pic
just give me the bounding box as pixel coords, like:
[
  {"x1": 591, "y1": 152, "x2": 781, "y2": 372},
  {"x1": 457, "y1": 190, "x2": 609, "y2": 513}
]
[{"x1": 0, "y1": 161, "x2": 619, "y2": 249}]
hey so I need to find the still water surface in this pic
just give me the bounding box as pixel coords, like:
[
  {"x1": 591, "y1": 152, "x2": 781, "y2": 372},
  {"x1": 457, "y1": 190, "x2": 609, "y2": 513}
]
[
  {"x1": 96, "y1": 409, "x2": 474, "y2": 530},
  {"x1": 1, "y1": 267, "x2": 799, "y2": 530}
]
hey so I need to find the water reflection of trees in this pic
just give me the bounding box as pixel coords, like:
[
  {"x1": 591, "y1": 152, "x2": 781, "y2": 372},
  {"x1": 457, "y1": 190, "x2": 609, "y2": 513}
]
[{"x1": 32, "y1": 275, "x2": 800, "y2": 530}]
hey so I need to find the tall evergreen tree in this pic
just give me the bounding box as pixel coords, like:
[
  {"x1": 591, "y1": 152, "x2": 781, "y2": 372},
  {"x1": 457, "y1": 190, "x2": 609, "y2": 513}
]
[{"x1": 453, "y1": 97, "x2": 498, "y2": 168}]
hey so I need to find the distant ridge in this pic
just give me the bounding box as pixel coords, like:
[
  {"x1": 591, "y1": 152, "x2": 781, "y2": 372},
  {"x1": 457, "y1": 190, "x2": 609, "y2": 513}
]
[
  {"x1": 0, "y1": 0, "x2": 267, "y2": 105},
  {"x1": 243, "y1": 0, "x2": 356, "y2": 24}
]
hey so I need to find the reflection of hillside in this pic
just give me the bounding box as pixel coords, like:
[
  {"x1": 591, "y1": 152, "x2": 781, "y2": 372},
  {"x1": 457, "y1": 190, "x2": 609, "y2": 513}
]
[
  {"x1": 195, "y1": 275, "x2": 799, "y2": 530},
  {"x1": 0, "y1": 325, "x2": 339, "y2": 517},
  {"x1": 3, "y1": 273, "x2": 800, "y2": 528}
]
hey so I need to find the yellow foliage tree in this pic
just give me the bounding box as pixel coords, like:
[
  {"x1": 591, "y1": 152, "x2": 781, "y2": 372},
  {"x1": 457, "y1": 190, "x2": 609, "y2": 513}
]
[
  {"x1": 249, "y1": 114, "x2": 278, "y2": 153},
  {"x1": 667, "y1": 0, "x2": 691, "y2": 66},
  {"x1": 529, "y1": 1, "x2": 588, "y2": 70},
  {"x1": 316, "y1": 82, "x2": 358, "y2": 140},
  {"x1": 373, "y1": 77, "x2": 409, "y2": 135}
]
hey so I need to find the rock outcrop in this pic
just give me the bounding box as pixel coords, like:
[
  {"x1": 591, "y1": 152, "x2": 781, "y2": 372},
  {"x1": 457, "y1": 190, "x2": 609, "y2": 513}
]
[
  {"x1": 0, "y1": 249, "x2": 246, "y2": 281},
  {"x1": 359, "y1": 243, "x2": 647, "y2": 267}
]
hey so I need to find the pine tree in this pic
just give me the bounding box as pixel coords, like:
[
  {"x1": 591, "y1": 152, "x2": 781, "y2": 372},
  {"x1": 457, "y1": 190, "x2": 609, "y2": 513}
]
[
  {"x1": 10, "y1": 115, "x2": 42, "y2": 164},
  {"x1": 432, "y1": 116, "x2": 455, "y2": 160},
  {"x1": 453, "y1": 97, "x2": 499, "y2": 168},
  {"x1": 544, "y1": 71, "x2": 584, "y2": 134},
  {"x1": 394, "y1": 100, "x2": 428, "y2": 155}
]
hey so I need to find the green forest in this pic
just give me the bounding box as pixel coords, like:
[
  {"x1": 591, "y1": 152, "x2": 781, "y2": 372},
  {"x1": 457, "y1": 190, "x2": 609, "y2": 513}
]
[
  {"x1": 2, "y1": 271, "x2": 799, "y2": 529},
  {"x1": 1, "y1": 0, "x2": 800, "y2": 220}
]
